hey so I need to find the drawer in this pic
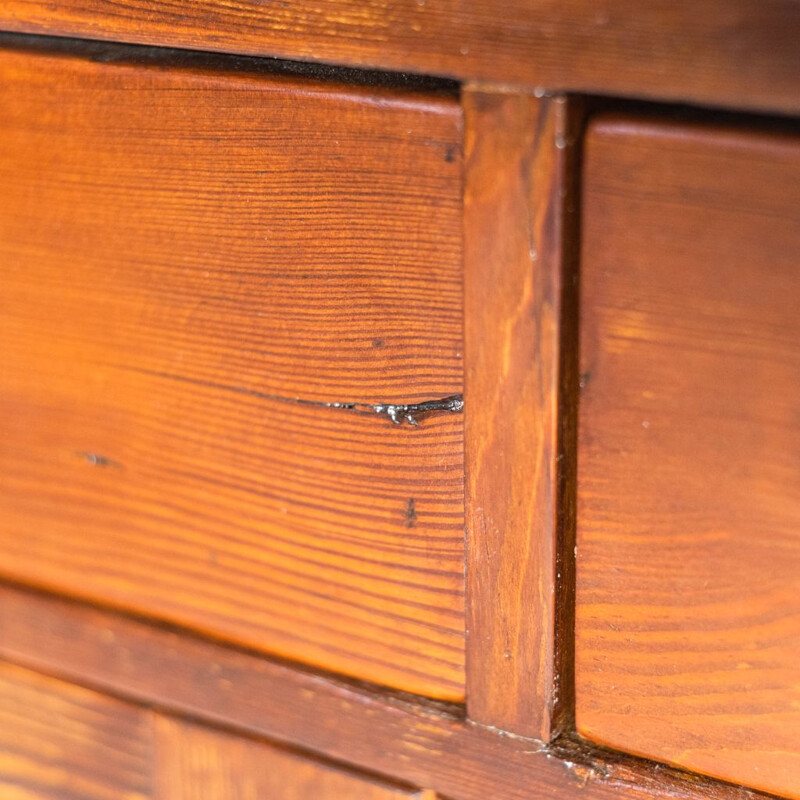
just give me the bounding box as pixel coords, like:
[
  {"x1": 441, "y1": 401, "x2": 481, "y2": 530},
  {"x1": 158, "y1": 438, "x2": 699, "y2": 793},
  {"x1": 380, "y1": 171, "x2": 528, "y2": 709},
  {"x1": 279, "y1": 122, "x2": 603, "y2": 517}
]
[
  {"x1": 157, "y1": 716, "x2": 425, "y2": 799},
  {"x1": 0, "y1": 41, "x2": 465, "y2": 699},
  {"x1": 0, "y1": 661, "x2": 152, "y2": 799},
  {"x1": 575, "y1": 117, "x2": 800, "y2": 796},
  {"x1": 0, "y1": 660, "x2": 430, "y2": 799}
]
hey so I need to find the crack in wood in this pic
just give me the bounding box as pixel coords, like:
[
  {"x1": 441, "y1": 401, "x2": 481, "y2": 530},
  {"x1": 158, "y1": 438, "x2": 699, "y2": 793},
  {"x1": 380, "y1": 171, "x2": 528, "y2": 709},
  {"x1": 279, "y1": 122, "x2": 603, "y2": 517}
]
[{"x1": 114, "y1": 365, "x2": 463, "y2": 426}]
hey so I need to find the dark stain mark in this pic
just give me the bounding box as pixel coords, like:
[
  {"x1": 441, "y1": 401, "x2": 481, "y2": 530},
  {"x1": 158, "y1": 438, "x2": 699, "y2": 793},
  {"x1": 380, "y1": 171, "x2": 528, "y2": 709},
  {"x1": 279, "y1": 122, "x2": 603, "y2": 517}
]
[
  {"x1": 77, "y1": 452, "x2": 122, "y2": 469},
  {"x1": 444, "y1": 145, "x2": 456, "y2": 163},
  {"x1": 364, "y1": 395, "x2": 464, "y2": 426},
  {"x1": 115, "y1": 365, "x2": 463, "y2": 427},
  {"x1": 372, "y1": 338, "x2": 385, "y2": 348},
  {"x1": 405, "y1": 498, "x2": 417, "y2": 528},
  {"x1": 579, "y1": 371, "x2": 592, "y2": 391}
]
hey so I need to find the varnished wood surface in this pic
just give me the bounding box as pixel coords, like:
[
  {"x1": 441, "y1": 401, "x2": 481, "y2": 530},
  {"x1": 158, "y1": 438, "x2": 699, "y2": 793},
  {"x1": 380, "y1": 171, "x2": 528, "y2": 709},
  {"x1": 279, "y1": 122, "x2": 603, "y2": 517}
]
[
  {"x1": 0, "y1": 583, "x2": 779, "y2": 800},
  {"x1": 0, "y1": 3, "x2": 799, "y2": 115},
  {"x1": 155, "y1": 716, "x2": 423, "y2": 800},
  {"x1": 463, "y1": 90, "x2": 581, "y2": 740},
  {"x1": 0, "y1": 657, "x2": 439, "y2": 799},
  {"x1": 576, "y1": 118, "x2": 800, "y2": 797},
  {"x1": 0, "y1": 661, "x2": 153, "y2": 800},
  {"x1": 0, "y1": 41, "x2": 465, "y2": 699}
]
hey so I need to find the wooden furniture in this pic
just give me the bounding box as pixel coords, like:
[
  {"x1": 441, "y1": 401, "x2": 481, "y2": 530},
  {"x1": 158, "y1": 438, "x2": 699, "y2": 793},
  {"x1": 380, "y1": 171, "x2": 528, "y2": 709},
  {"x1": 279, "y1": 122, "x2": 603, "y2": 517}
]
[
  {"x1": 576, "y1": 117, "x2": 800, "y2": 797},
  {"x1": 0, "y1": 41, "x2": 464, "y2": 701},
  {"x1": 0, "y1": 5, "x2": 798, "y2": 799}
]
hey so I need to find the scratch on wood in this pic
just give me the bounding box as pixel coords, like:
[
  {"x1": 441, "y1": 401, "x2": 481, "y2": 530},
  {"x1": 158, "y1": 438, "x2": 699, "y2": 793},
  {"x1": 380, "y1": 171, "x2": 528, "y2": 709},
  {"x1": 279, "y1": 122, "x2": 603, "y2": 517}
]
[{"x1": 76, "y1": 452, "x2": 122, "y2": 468}]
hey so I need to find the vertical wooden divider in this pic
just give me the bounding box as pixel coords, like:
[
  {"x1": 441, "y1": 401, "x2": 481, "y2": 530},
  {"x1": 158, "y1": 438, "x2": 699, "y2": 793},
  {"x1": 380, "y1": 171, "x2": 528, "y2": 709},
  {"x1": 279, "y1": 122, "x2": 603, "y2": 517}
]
[{"x1": 463, "y1": 88, "x2": 582, "y2": 740}]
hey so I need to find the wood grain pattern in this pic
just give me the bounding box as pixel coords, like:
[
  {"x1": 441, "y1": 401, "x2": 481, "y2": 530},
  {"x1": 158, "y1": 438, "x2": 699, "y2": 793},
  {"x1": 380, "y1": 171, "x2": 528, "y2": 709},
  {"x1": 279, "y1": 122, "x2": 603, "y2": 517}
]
[
  {"x1": 0, "y1": 583, "x2": 780, "y2": 800},
  {"x1": 0, "y1": 660, "x2": 153, "y2": 800},
  {"x1": 0, "y1": 42, "x2": 465, "y2": 699},
  {"x1": 0, "y1": 659, "x2": 434, "y2": 800},
  {"x1": 0, "y1": 2, "x2": 798, "y2": 115},
  {"x1": 155, "y1": 716, "x2": 425, "y2": 800},
  {"x1": 576, "y1": 118, "x2": 800, "y2": 797},
  {"x1": 463, "y1": 90, "x2": 581, "y2": 740}
]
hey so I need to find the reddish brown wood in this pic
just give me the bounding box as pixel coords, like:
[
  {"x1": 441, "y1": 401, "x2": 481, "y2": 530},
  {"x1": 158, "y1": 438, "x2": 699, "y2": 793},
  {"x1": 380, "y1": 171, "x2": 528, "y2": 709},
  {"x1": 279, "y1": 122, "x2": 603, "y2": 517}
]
[
  {"x1": 0, "y1": 583, "x2": 778, "y2": 800},
  {"x1": 463, "y1": 89, "x2": 581, "y2": 740},
  {"x1": 0, "y1": 660, "x2": 154, "y2": 799},
  {"x1": 0, "y1": 41, "x2": 465, "y2": 700},
  {"x1": 576, "y1": 118, "x2": 800, "y2": 797},
  {"x1": 0, "y1": 2, "x2": 799, "y2": 115},
  {"x1": 0, "y1": 657, "x2": 437, "y2": 799},
  {"x1": 155, "y1": 716, "x2": 423, "y2": 800}
]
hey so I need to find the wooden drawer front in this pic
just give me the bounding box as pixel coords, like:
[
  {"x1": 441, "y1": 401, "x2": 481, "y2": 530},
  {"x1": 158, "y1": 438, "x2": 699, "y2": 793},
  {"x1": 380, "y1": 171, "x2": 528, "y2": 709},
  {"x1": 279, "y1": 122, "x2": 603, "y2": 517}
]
[
  {"x1": 0, "y1": 43, "x2": 465, "y2": 699},
  {"x1": 0, "y1": 660, "x2": 429, "y2": 799},
  {"x1": 0, "y1": 661, "x2": 153, "y2": 800},
  {"x1": 156, "y1": 716, "x2": 423, "y2": 799},
  {"x1": 576, "y1": 118, "x2": 800, "y2": 796}
]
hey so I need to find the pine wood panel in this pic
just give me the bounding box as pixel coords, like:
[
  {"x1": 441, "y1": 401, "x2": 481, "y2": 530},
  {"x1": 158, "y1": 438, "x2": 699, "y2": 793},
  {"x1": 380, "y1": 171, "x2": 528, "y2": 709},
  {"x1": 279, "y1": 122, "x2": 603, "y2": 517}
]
[
  {"x1": 576, "y1": 118, "x2": 800, "y2": 797},
  {"x1": 463, "y1": 90, "x2": 581, "y2": 740},
  {"x1": 0, "y1": 584, "x2": 780, "y2": 800},
  {"x1": 0, "y1": 656, "x2": 432, "y2": 800},
  {"x1": 0, "y1": 661, "x2": 153, "y2": 800},
  {"x1": 0, "y1": 2, "x2": 799, "y2": 115},
  {"x1": 0, "y1": 42, "x2": 465, "y2": 699},
  {"x1": 155, "y1": 716, "x2": 426, "y2": 800}
]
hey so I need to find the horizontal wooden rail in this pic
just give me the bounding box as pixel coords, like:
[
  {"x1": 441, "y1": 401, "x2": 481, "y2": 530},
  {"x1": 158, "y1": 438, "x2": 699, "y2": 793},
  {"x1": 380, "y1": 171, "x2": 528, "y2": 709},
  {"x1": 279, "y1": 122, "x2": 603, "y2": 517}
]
[
  {"x1": 0, "y1": 583, "x2": 772, "y2": 800},
  {"x1": 0, "y1": 0, "x2": 798, "y2": 115}
]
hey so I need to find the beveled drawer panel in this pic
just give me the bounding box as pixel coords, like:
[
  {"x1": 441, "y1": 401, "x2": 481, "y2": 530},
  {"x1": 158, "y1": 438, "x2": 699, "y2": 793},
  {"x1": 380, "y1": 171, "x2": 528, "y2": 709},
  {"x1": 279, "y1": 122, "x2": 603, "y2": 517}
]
[
  {"x1": 0, "y1": 42, "x2": 465, "y2": 699},
  {"x1": 0, "y1": 661, "x2": 153, "y2": 799},
  {"x1": 0, "y1": 659, "x2": 430, "y2": 799},
  {"x1": 576, "y1": 117, "x2": 800, "y2": 796},
  {"x1": 156, "y1": 716, "x2": 424, "y2": 799}
]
